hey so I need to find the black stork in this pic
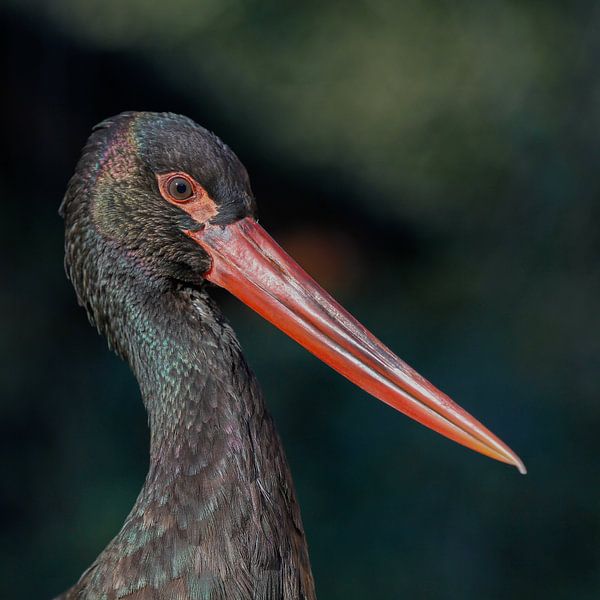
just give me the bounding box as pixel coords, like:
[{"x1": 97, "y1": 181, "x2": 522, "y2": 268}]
[{"x1": 57, "y1": 112, "x2": 525, "y2": 600}]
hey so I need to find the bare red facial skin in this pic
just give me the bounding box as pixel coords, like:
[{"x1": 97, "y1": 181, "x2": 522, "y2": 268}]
[
  {"x1": 159, "y1": 178, "x2": 526, "y2": 474},
  {"x1": 157, "y1": 172, "x2": 218, "y2": 223}
]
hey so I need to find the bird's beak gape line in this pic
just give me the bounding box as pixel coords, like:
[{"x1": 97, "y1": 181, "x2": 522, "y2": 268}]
[{"x1": 164, "y1": 183, "x2": 526, "y2": 474}]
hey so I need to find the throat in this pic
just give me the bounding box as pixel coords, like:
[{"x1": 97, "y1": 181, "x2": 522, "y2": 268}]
[
  {"x1": 78, "y1": 285, "x2": 315, "y2": 599},
  {"x1": 126, "y1": 286, "x2": 264, "y2": 508}
]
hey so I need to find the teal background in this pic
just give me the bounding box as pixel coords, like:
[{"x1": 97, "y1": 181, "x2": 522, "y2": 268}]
[{"x1": 0, "y1": 2, "x2": 598, "y2": 598}]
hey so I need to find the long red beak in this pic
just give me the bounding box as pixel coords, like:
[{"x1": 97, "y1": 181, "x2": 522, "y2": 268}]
[{"x1": 188, "y1": 217, "x2": 525, "y2": 473}]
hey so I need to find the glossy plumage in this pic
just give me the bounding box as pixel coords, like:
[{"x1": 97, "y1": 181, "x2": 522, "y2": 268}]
[
  {"x1": 57, "y1": 111, "x2": 524, "y2": 599},
  {"x1": 58, "y1": 113, "x2": 314, "y2": 599}
]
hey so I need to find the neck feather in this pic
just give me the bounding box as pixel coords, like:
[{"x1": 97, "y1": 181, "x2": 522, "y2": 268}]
[{"x1": 67, "y1": 277, "x2": 316, "y2": 600}]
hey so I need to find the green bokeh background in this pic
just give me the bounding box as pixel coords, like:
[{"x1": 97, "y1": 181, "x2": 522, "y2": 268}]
[{"x1": 1, "y1": 2, "x2": 598, "y2": 598}]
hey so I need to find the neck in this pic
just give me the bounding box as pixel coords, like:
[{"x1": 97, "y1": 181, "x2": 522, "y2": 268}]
[{"x1": 65, "y1": 278, "x2": 316, "y2": 600}]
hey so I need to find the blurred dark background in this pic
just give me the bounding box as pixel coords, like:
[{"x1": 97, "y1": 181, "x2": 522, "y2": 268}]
[{"x1": 1, "y1": 2, "x2": 598, "y2": 598}]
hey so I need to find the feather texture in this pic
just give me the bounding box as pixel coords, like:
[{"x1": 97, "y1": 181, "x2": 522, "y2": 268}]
[{"x1": 58, "y1": 113, "x2": 316, "y2": 599}]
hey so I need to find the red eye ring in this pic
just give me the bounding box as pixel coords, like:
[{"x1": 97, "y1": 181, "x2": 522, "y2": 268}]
[
  {"x1": 156, "y1": 171, "x2": 218, "y2": 223},
  {"x1": 157, "y1": 172, "x2": 203, "y2": 204}
]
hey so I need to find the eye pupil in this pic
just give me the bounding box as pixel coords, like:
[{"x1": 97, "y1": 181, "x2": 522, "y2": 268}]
[{"x1": 168, "y1": 177, "x2": 193, "y2": 200}]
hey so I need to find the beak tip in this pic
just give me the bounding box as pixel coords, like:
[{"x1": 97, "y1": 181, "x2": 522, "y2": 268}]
[{"x1": 511, "y1": 456, "x2": 527, "y2": 475}]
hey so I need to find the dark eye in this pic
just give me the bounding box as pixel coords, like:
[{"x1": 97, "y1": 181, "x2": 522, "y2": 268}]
[{"x1": 167, "y1": 176, "x2": 193, "y2": 201}]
